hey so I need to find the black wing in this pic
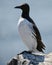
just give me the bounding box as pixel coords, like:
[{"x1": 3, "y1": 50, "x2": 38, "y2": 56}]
[{"x1": 27, "y1": 17, "x2": 45, "y2": 52}]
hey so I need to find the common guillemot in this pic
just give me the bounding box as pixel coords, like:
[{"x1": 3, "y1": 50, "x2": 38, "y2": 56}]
[{"x1": 15, "y1": 3, "x2": 45, "y2": 53}]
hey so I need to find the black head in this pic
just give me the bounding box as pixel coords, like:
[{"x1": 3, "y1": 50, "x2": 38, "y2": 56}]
[{"x1": 15, "y1": 3, "x2": 30, "y2": 18}]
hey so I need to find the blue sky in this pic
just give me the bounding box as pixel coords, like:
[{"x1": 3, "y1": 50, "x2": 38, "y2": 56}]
[{"x1": 0, "y1": 0, "x2": 52, "y2": 65}]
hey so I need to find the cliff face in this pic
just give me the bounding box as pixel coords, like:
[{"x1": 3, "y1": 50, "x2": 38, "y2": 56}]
[{"x1": 7, "y1": 51, "x2": 52, "y2": 65}]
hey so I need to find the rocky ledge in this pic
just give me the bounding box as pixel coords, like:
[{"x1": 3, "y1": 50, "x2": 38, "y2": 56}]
[{"x1": 7, "y1": 51, "x2": 52, "y2": 65}]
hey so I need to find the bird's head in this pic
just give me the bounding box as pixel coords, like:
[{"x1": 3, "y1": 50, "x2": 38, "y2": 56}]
[{"x1": 14, "y1": 3, "x2": 30, "y2": 18}]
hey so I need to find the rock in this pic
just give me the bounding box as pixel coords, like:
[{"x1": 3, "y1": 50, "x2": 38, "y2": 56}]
[{"x1": 7, "y1": 51, "x2": 52, "y2": 65}]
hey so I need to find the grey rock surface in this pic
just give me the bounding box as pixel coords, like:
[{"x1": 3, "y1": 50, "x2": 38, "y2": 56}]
[{"x1": 7, "y1": 51, "x2": 52, "y2": 65}]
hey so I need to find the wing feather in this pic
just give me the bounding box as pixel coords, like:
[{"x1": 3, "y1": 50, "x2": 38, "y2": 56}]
[{"x1": 27, "y1": 17, "x2": 45, "y2": 52}]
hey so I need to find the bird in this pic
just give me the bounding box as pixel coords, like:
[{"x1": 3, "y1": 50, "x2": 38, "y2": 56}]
[{"x1": 15, "y1": 3, "x2": 45, "y2": 53}]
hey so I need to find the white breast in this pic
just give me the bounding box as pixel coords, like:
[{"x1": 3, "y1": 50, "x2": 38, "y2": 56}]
[{"x1": 17, "y1": 17, "x2": 37, "y2": 52}]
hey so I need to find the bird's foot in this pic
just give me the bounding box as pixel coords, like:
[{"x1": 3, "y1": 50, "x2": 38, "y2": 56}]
[
  {"x1": 19, "y1": 50, "x2": 32, "y2": 55},
  {"x1": 26, "y1": 50, "x2": 32, "y2": 54}
]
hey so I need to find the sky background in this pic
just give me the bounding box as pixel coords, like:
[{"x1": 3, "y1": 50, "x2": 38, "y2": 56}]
[{"x1": 0, "y1": 0, "x2": 52, "y2": 65}]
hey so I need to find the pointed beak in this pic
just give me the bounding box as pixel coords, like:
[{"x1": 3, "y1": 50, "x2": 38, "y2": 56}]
[{"x1": 14, "y1": 6, "x2": 21, "y2": 9}]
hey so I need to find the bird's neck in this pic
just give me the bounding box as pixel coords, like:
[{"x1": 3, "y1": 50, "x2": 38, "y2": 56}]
[
  {"x1": 21, "y1": 12, "x2": 29, "y2": 19},
  {"x1": 21, "y1": 13, "x2": 35, "y2": 25}
]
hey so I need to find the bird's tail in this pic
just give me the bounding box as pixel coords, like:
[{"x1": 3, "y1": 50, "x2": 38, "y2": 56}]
[{"x1": 37, "y1": 39, "x2": 45, "y2": 53}]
